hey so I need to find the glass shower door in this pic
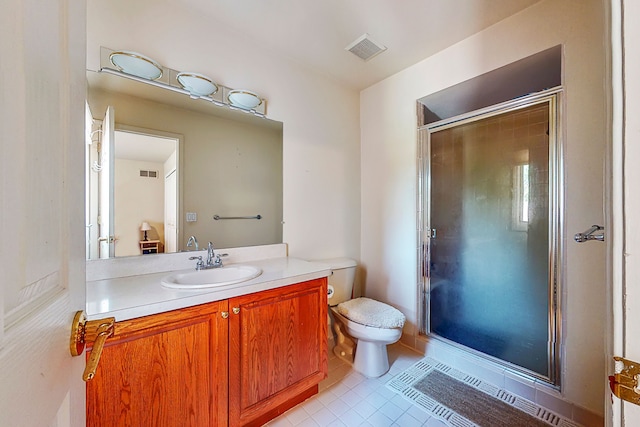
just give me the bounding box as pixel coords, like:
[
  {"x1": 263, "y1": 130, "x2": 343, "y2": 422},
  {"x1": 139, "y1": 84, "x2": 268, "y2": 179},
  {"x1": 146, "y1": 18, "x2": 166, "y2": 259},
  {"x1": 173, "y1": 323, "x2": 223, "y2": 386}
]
[{"x1": 424, "y1": 96, "x2": 560, "y2": 382}]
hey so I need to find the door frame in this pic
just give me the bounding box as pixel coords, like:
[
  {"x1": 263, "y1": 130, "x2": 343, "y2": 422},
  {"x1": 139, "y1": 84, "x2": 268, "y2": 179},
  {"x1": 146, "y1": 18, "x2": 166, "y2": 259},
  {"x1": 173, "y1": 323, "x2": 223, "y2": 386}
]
[
  {"x1": 608, "y1": 0, "x2": 639, "y2": 424},
  {"x1": 417, "y1": 88, "x2": 564, "y2": 385},
  {"x1": 112, "y1": 125, "x2": 183, "y2": 257}
]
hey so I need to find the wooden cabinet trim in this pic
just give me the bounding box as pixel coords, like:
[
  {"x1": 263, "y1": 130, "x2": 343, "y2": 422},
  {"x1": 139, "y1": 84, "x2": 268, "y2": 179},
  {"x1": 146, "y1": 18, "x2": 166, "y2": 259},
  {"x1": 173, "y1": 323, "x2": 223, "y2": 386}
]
[
  {"x1": 87, "y1": 300, "x2": 229, "y2": 350},
  {"x1": 228, "y1": 277, "x2": 328, "y2": 426}
]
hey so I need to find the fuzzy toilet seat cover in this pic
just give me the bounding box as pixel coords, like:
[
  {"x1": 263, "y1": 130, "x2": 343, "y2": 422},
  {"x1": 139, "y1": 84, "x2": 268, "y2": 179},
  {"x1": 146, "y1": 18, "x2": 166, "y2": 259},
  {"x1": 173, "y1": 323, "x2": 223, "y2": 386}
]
[{"x1": 337, "y1": 297, "x2": 405, "y2": 329}]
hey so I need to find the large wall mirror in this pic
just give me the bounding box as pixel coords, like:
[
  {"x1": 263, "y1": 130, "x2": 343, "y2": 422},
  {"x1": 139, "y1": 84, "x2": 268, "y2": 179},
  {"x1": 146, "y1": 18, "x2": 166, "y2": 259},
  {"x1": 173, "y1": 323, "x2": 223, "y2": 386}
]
[{"x1": 85, "y1": 70, "x2": 283, "y2": 260}]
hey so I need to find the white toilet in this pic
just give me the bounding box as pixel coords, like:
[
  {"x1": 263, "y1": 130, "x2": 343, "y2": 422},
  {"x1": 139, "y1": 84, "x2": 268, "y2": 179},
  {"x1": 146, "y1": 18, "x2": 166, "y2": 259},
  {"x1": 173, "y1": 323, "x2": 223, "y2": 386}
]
[{"x1": 319, "y1": 258, "x2": 406, "y2": 378}]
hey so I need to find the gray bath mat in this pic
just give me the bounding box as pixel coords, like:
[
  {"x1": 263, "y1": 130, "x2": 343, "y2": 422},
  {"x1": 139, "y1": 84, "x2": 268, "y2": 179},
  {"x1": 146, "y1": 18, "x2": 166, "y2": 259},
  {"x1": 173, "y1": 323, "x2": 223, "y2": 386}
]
[{"x1": 386, "y1": 357, "x2": 581, "y2": 427}]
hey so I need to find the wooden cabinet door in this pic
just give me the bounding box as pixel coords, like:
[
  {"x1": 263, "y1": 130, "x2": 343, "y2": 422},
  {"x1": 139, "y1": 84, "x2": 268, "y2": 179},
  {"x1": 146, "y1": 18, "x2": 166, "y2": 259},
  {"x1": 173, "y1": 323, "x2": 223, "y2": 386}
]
[
  {"x1": 86, "y1": 301, "x2": 229, "y2": 427},
  {"x1": 228, "y1": 278, "x2": 328, "y2": 426}
]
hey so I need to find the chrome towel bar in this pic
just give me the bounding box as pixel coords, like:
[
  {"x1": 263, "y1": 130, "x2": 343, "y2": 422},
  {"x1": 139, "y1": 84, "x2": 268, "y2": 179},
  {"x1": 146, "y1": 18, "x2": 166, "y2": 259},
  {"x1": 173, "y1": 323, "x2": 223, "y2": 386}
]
[
  {"x1": 213, "y1": 214, "x2": 262, "y2": 220},
  {"x1": 574, "y1": 224, "x2": 604, "y2": 243}
]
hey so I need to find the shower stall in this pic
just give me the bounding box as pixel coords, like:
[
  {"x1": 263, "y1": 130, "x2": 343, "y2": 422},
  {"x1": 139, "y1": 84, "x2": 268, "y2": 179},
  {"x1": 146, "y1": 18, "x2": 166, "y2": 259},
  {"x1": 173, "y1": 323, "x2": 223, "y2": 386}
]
[{"x1": 418, "y1": 91, "x2": 562, "y2": 384}]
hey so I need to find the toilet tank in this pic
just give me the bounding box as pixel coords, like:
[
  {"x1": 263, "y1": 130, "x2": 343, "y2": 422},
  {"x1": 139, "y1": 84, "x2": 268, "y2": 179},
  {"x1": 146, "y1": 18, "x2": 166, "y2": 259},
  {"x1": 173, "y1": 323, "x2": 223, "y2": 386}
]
[{"x1": 314, "y1": 258, "x2": 357, "y2": 306}]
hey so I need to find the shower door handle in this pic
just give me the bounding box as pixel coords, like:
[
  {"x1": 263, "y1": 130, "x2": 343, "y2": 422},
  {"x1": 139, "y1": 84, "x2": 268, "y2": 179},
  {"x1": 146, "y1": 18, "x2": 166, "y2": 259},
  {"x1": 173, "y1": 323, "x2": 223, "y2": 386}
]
[
  {"x1": 574, "y1": 225, "x2": 604, "y2": 243},
  {"x1": 430, "y1": 229, "x2": 437, "y2": 239}
]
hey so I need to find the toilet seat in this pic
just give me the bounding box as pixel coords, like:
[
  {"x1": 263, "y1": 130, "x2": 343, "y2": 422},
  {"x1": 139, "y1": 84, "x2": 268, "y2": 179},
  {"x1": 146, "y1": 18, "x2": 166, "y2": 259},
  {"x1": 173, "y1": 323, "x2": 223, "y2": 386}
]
[
  {"x1": 330, "y1": 303, "x2": 404, "y2": 378},
  {"x1": 331, "y1": 308, "x2": 402, "y2": 342},
  {"x1": 336, "y1": 297, "x2": 405, "y2": 329}
]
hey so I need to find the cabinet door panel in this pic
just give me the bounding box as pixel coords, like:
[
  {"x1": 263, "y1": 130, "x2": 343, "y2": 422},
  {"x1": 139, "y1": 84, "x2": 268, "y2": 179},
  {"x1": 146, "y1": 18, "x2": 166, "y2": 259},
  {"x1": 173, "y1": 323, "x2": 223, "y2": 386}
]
[
  {"x1": 229, "y1": 278, "x2": 328, "y2": 426},
  {"x1": 86, "y1": 301, "x2": 228, "y2": 427}
]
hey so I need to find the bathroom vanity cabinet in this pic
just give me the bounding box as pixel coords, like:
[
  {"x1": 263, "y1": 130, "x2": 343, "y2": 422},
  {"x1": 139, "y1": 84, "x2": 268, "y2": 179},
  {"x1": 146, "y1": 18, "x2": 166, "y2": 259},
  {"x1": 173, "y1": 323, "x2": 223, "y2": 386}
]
[{"x1": 85, "y1": 277, "x2": 328, "y2": 427}]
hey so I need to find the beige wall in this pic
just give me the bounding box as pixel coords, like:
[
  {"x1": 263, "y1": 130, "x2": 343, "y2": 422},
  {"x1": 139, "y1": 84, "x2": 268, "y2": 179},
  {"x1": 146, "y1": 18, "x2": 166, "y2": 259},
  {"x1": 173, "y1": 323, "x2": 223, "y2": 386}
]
[
  {"x1": 87, "y1": 0, "x2": 362, "y2": 261},
  {"x1": 361, "y1": 0, "x2": 606, "y2": 416}
]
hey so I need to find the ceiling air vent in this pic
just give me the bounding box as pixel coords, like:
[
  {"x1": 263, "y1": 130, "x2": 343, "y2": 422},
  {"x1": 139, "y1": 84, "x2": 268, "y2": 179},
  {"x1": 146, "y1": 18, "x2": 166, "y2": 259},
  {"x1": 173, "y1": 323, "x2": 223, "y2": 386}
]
[
  {"x1": 139, "y1": 170, "x2": 158, "y2": 178},
  {"x1": 345, "y1": 33, "x2": 387, "y2": 61}
]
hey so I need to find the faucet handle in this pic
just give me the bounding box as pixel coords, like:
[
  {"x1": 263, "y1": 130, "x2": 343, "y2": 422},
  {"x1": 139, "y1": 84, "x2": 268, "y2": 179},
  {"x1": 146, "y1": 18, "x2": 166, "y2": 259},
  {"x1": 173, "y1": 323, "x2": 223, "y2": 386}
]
[
  {"x1": 213, "y1": 254, "x2": 225, "y2": 267},
  {"x1": 189, "y1": 256, "x2": 204, "y2": 270}
]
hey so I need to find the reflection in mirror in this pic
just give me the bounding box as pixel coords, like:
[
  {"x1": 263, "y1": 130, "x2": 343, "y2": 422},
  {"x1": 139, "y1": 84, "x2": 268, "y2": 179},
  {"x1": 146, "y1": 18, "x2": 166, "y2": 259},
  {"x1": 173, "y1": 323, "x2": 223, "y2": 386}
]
[{"x1": 85, "y1": 70, "x2": 283, "y2": 260}]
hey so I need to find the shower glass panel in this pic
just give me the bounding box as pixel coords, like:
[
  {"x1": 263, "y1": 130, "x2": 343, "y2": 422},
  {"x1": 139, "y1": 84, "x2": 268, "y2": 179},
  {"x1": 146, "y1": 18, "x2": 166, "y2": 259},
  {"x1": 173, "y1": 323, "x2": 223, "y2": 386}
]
[{"x1": 423, "y1": 95, "x2": 560, "y2": 382}]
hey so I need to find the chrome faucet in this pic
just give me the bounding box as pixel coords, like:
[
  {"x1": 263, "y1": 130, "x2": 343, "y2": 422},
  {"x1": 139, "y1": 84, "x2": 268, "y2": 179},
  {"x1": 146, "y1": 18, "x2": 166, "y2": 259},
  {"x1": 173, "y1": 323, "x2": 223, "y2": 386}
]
[
  {"x1": 189, "y1": 241, "x2": 225, "y2": 270},
  {"x1": 205, "y1": 242, "x2": 224, "y2": 269},
  {"x1": 186, "y1": 235, "x2": 199, "y2": 251},
  {"x1": 206, "y1": 242, "x2": 215, "y2": 266}
]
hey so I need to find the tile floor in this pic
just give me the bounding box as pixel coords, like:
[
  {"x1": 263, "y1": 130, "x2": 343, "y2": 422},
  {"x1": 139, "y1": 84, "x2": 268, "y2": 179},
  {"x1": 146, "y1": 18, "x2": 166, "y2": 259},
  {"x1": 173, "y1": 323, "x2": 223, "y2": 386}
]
[{"x1": 265, "y1": 343, "x2": 449, "y2": 427}]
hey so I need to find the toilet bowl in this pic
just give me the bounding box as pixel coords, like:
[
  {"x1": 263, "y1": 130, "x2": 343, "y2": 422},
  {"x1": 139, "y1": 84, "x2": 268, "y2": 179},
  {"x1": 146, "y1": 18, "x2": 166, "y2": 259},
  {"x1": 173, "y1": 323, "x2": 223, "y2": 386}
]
[
  {"x1": 331, "y1": 297, "x2": 404, "y2": 378},
  {"x1": 316, "y1": 258, "x2": 406, "y2": 378}
]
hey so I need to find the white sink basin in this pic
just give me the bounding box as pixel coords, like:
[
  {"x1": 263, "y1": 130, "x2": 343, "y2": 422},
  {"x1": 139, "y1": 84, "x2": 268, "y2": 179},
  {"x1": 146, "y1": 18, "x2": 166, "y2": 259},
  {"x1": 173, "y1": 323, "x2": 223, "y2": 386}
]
[{"x1": 161, "y1": 265, "x2": 262, "y2": 289}]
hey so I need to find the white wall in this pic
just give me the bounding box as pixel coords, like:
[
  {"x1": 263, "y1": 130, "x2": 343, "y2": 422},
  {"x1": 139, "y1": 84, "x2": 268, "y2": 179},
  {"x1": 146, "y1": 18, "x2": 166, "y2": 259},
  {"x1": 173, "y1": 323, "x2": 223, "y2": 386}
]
[
  {"x1": 87, "y1": 0, "x2": 362, "y2": 262},
  {"x1": 361, "y1": 0, "x2": 606, "y2": 417},
  {"x1": 114, "y1": 159, "x2": 165, "y2": 257}
]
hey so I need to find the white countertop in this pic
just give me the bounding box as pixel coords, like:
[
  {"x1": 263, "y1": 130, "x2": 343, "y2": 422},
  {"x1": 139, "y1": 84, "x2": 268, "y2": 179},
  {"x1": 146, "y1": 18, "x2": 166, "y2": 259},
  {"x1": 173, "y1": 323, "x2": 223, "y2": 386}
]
[{"x1": 86, "y1": 257, "x2": 331, "y2": 321}]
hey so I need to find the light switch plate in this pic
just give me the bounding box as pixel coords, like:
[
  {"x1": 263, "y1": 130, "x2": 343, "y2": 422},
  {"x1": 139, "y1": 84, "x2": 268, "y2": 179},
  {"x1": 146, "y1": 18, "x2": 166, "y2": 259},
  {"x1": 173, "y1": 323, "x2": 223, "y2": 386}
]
[{"x1": 186, "y1": 212, "x2": 197, "y2": 222}]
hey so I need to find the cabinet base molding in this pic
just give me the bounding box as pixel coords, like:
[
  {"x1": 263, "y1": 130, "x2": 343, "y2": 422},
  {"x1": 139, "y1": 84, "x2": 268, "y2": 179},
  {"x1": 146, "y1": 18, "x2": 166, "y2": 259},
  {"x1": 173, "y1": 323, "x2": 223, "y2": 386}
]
[{"x1": 242, "y1": 385, "x2": 318, "y2": 427}]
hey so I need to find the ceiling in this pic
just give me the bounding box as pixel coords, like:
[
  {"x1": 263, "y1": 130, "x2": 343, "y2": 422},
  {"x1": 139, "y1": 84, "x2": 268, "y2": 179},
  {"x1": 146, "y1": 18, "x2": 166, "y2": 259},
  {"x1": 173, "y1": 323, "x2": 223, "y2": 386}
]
[
  {"x1": 89, "y1": 0, "x2": 542, "y2": 91},
  {"x1": 87, "y1": 0, "x2": 540, "y2": 90},
  {"x1": 114, "y1": 130, "x2": 177, "y2": 163}
]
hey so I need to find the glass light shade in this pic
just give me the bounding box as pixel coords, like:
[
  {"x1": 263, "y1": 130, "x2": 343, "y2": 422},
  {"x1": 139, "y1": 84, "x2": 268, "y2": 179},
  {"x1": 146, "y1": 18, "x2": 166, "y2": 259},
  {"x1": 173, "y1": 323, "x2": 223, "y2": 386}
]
[
  {"x1": 109, "y1": 51, "x2": 163, "y2": 80},
  {"x1": 177, "y1": 72, "x2": 218, "y2": 97},
  {"x1": 227, "y1": 90, "x2": 262, "y2": 110}
]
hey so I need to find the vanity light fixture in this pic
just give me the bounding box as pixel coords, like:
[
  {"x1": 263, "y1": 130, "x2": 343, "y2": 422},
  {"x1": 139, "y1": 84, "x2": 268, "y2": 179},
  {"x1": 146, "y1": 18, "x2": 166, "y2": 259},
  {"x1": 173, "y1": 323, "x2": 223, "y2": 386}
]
[
  {"x1": 99, "y1": 47, "x2": 268, "y2": 117},
  {"x1": 229, "y1": 105, "x2": 254, "y2": 115}
]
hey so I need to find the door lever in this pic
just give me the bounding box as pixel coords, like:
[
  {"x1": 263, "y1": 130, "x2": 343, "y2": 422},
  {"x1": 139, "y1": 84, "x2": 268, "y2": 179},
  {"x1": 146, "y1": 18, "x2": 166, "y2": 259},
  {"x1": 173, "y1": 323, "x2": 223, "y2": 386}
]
[{"x1": 69, "y1": 310, "x2": 115, "y2": 381}]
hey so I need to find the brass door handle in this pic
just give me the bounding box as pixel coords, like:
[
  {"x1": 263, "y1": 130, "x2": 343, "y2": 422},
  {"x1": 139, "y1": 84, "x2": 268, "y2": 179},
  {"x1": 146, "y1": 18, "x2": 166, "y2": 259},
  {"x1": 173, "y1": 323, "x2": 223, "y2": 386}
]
[
  {"x1": 611, "y1": 356, "x2": 640, "y2": 405},
  {"x1": 69, "y1": 310, "x2": 115, "y2": 381},
  {"x1": 232, "y1": 307, "x2": 240, "y2": 315}
]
